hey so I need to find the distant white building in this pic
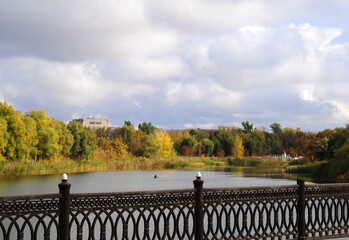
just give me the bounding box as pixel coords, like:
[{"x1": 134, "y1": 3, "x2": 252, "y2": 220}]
[
  {"x1": 282, "y1": 149, "x2": 290, "y2": 161},
  {"x1": 74, "y1": 118, "x2": 108, "y2": 129}
]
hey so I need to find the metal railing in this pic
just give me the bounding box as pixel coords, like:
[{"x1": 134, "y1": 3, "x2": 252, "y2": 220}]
[{"x1": 1, "y1": 173, "x2": 349, "y2": 239}]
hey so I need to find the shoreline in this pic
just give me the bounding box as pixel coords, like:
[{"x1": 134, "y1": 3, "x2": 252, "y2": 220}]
[{"x1": 0, "y1": 157, "x2": 284, "y2": 176}]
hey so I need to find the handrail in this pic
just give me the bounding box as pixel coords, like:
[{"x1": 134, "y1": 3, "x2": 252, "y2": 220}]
[{"x1": 0, "y1": 178, "x2": 349, "y2": 240}]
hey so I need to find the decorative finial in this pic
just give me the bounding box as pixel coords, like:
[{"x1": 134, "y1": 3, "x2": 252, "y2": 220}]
[
  {"x1": 196, "y1": 171, "x2": 201, "y2": 179},
  {"x1": 62, "y1": 173, "x2": 68, "y2": 182}
]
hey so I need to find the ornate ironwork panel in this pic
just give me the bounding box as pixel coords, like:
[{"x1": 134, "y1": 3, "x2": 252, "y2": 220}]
[
  {"x1": 305, "y1": 183, "x2": 349, "y2": 239},
  {"x1": 202, "y1": 185, "x2": 299, "y2": 239},
  {"x1": 0, "y1": 194, "x2": 60, "y2": 240},
  {"x1": 69, "y1": 189, "x2": 196, "y2": 239},
  {"x1": 2, "y1": 182, "x2": 349, "y2": 240}
]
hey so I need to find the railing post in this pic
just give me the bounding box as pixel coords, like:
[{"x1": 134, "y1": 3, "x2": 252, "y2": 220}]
[
  {"x1": 297, "y1": 179, "x2": 306, "y2": 240},
  {"x1": 193, "y1": 172, "x2": 204, "y2": 240},
  {"x1": 59, "y1": 173, "x2": 71, "y2": 240}
]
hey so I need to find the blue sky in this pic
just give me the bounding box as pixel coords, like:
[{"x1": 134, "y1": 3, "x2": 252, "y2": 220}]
[{"x1": 1, "y1": 0, "x2": 349, "y2": 131}]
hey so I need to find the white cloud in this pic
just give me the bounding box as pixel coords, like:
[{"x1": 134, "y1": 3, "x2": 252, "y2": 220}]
[
  {"x1": 184, "y1": 123, "x2": 194, "y2": 129},
  {"x1": 0, "y1": 0, "x2": 177, "y2": 61},
  {"x1": 1, "y1": 1, "x2": 349, "y2": 130},
  {"x1": 166, "y1": 80, "x2": 241, "y2": 110},
  {"x1": 109, "y1": 56, "x2": 187, "y2": 82},
  {"x1": 0, "y1": 58, "x2": 106, "y2": 107},
  {"x1": 146, "y1": 0, "x2": 303, "y2": 32}
]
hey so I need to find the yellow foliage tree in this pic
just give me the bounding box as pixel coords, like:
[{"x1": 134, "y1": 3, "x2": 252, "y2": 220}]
[
  {"x1": 232, "y1": 135, "x2": 244, "y2": 158},
  {"x1": 111, "y1": 138, "x2": 128, "y2": 159},
  {"x1": 0, "y1": 117, "x2": 7, "y2": 161},
  {"x1": 155, "y1": 130, "x2": 174, "y2": 158}
]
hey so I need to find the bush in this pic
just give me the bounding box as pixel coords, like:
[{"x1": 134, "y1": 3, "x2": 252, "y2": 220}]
[
  {"x1": 204, "y1": 159, "x2": 216, "y2": 166},
  {"x1": 227, "y1": 157, "x2": 262, "y2": 166},
  {"x1": 285, "y1": 161, "x2": 327, "y2": 175},
  {"x1": 287, "y1": 158, "x2": 308, "y2": 166},
  {"x1": 165, "y1": 160, "x2": 189, "y2": 169}
]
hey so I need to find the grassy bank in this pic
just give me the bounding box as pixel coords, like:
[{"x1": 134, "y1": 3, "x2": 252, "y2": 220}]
[
  {"x1": 0, "y1": 156, "x2": 283, "y2": 176},
  {"x1": 285, "y1": 161, "x2": 327, "y2": 174},
  {"x1": 284, "y1": 160, "x2": 337, "y2": 183}
]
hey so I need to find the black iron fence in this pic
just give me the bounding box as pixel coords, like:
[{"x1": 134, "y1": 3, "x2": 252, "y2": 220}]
[{"x1": 1, "y1": 174, "x2": 349, "y2": 240}]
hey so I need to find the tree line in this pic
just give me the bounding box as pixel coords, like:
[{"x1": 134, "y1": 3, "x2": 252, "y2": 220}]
[{"x1": 1, "y1": 102, "x2": 349, "y2": 180}]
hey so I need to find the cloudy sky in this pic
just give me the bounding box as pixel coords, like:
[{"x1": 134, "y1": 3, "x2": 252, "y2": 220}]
[{"x1": 1, "y1": 0, "x2": 349, "y2": 131}]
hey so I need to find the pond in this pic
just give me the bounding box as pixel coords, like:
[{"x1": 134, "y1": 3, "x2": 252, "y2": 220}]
[{"x1": 0, "y1": 166, "x2": 309, "y2": 196}]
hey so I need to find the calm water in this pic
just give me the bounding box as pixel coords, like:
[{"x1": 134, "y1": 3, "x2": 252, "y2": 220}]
[
  {"x1": 0, "y1": 166, "x2": 308, "y2": 196},
  {"x1": 2, "y1": 168, "x2": 346, "y2": 240}
]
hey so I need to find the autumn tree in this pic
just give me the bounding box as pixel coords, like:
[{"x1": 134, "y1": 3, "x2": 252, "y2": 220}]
[
  {"x1": 298, "y1": 132, "x2": 316, "y2": 158},
  {"x1": 95, "y1": 127, "x2": 111, "y2": 140},
  {"x1": 120, "y1": 124, "x2": 145, "y2": 155},
  {"x1": 279, "y1": 127, "x2": 299, "y2": 155},
  {"x1": 23, "y1": 115, "x2": 38, "y2": 160},
  {"x1": 111, "y1": 138, "x2": 128, "y2": 159},
  {"x1": 180, "y1": 133, "x2": 197, "y2": 156},
  {"x1": 154, "y1": 130, "x2": 174, "y2": 157},
  {"x1": 0, "y1": 116, "x2": 7, "y2": 161},
  {"x1": 232, "y1": 135, "x2": 244, "y2": 158},
  {"x1": 96, "y1": 137, "x2": 112, "y2": 160},
  {"x1": 26, "y1": 109, "x2": 60, "y2": 160},
  {"x1": 0, "y1": 102, "x2": 34, "y2": 161}
]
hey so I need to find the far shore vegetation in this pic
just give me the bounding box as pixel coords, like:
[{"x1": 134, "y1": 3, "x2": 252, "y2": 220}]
[
  {"x1": 1, "y1": 102, "x2": 349, "y2": 182},
  {"x1": 0, "y1": 156, "x2": 284, "y2": 176}
]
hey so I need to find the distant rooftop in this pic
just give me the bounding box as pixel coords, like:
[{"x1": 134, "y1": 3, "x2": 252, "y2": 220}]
[{"x1": 73, "y1": 118, "x2": 108, "y2": 129}]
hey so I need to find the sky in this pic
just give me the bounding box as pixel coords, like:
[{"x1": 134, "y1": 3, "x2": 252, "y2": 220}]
[{"x1": 1, "y1": 0, "x2": 349, "y2": 132}]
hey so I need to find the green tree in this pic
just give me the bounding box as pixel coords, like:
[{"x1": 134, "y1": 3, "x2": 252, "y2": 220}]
[
  {"x1": 138, "y1": 122, "x2": 156, "y2": 135},
  {"x1": 23, "y1": 116, "x2": 38, "y2": 160},
  {"x1": 199, "y1": 138, "x2": 214, "y2": 156},
  {"x1": 210, "y1": 131, "x2": 223, "y2": 156},
  {"x1": 54, "y1": 120, "x2": 74, "y2": 157},
  {"x1": 220, "y1": 133, "x2": 234, "y2": 156},
  {"x1": 120, "y1": 125, "x2": 145, "y2": 155},
  {"x1": 270, "y1": 123, "x2": 282, "y2": 134},
  {"x1": 330, "y1": 140, "x2": 349, "y2": 180},
  {"x1": 265, "y1": 132, "x2": 282, "y2": 155},
  {"x1": 124, "y1": 120, "x2": 133, "y2": 127},
  {"x1": 241, "y1": 121, "x2": 253, "y2": 133},
  {"x1": 180, "y1": 133, "x2": 197, "y2": 156},
  {"x1": 328, "y1": 126, "x2": 349, "y2": 159},
  {"x1": 67, "y1": 121, "x2": 95, "y2": 160},
  {"x1": 26, "y1": 109, "x2": 60, "y2": 160},
  {"x1": 120, "y1": 124, "x2": 135, "y2": 146},
  {"x1": 315, "y1": 137, "x2": 329, "y2": 160},
  {"x1": 138, "y1": 134, "x2": 161, "y2": 158},
  {"x1": 246, "y1": 129, "x2": 265, "y2": 156}
]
